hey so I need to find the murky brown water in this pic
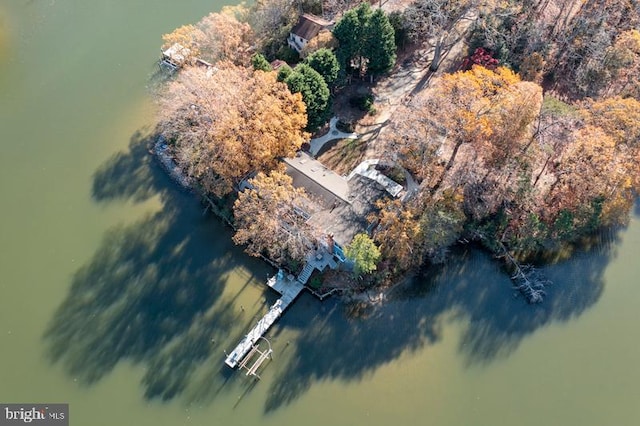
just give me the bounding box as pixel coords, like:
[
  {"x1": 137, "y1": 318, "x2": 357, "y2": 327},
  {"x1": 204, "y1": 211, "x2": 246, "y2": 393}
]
[{"x1": 1, "y1": 1, "x2": 639, "y2": 425}]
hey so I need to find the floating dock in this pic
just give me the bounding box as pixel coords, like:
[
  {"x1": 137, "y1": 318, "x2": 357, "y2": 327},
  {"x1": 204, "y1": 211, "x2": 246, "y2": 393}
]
[{"x1": 225, "y1": 273, "x2": 304, "y2": 369}]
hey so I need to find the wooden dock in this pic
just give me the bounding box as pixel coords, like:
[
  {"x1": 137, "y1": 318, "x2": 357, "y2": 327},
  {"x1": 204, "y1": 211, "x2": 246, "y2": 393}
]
[{"x1": 225, "y1": 273, "x2": 304, "y2": 369}]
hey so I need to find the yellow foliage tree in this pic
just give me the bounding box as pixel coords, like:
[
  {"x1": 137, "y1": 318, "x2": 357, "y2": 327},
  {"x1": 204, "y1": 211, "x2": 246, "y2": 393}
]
[
  {"x1": 197, "y1": 12, "x2": 254, "y2": 66},
  {"x1": 372, "y1": 199, "x2": 424, "y2": 271},
  {"x1": 158, "y1": 65, "x2": 308, "y2": 197},
  {"x1": 581, "y1": 96, "x2": 640, "y2": 148},
  {"x1": 161, "y1": 25, "x2": 206, "y2": 61},
  {"x1": 233, "y1": 171, "x2": 316, "y2": 263},
  {"x1": 300, "y1": 30, "x2": 338, "y2": 59},
  {"x1": 604, "y1": 29, "x2": 640, "y2": 97},
  {"x1": 547, "y1": 125, "x2": 634, "y2": 228},
  {"x1": 399, "y1": 65, "x2": 540, "y2": 193}
]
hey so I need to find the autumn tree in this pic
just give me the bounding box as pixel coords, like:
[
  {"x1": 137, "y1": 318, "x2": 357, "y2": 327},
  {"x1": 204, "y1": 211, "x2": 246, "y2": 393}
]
[
  {"x1": 581, "y1": 97, "x2": 640, "y2": 148},
  {"x1": 233, "y1": 171, "x2": 317, "y2": 264},
  {"x1": 197, "y1": 12, "x2": 254, "y2": 66},
  {"x1": 161, "y1": 25, "x2": 206, "y2": 63},
  {"x1": 300, "y1": 30, "x2": 338, "y2": 58},
  {"x1": 345, "y1": 233, "x2": 381, "y2": 276},
  {"x1": 387, "y1": 98, "x2": 442, "y2": 186},
  {"x1": 579, "y1": 97, "x2": 640, "y2": 221},
  {"x1": 157, "y1": 65, "x2": 308, "y2": 197},
  {"x1": 161, "y1": 12, "x2": 254, "y2": 66},
  {"x1": 545, "y1": 125, "x2": 623, "y2": 231},
  {"x1": 372, "y1": 200, "x2": 424, "y2": 271},
  {"x1": 419, "y1": 66, "x2": 541, "y2": 193},
  {"x1": 284, "y1": 63, "x2": 332, "y2": 130},
  {"x1": 603, "y1": 29, "x2": 640, "y2": 98}
]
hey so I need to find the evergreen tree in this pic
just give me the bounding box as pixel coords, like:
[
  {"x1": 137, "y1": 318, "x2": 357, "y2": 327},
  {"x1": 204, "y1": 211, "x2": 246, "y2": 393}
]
[
  {"x1": 366, "y1": 9, "x2": 397, "y2": 76},
  {"x1": 333, "y1": 3, "x2": 368, "y2": 73},
  {"x1": 305, "y1": 48, "x2": 340, "y2": 85},
  {"x1": 251, "y1": 53, "x2": 272, "y2": 71},
  {"x1": 284, "y1": 63, "x2": 331, "y2": 130},
  {"x1": 333, "y1": 3, "x2": 396, "y2": 77},
  {"x1": 276, "y1": 63, "x2": 293, "y2": 82}
]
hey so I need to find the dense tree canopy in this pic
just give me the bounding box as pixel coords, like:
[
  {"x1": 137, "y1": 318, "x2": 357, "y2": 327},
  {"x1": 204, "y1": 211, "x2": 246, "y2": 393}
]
[
  {"x1": 284, "y1": 63, "x2": 332, "y2": 130},
  {"x1": 158, "y1": 65, "x2": 308, "y2": 196},
  {"x1": 333, "y1": 3, "x2": 397, "y2": 77},
  {"x1": 305, "y1": 48, "x2": 340, "y2": 85},
  {"x1": 162, "y1": 12, "x2": 254, "y2": 66},
  {"x1": 392, "y1": 65, "x2": 540, "y2": 190},
  {"x1": 385, "y1": 62, "x2": 639, "y2": 259},
  {"x1": 233, "y1": 171, "x2": 317, "y2": 264}
]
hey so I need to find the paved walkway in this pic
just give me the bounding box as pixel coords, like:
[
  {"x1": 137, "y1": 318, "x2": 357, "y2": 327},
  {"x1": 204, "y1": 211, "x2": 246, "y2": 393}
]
[{"x1": 309, "y1": 117, "x2": 358, "y2": 157}]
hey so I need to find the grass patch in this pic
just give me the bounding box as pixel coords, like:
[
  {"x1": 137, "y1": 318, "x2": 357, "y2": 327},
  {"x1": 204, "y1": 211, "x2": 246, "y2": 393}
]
[
  {"x1": 542, "y1": 95, "x2": 578, "y2": 117},
  {"x1": 317, "y1": 138, "x2": 367, "y2": 175}
]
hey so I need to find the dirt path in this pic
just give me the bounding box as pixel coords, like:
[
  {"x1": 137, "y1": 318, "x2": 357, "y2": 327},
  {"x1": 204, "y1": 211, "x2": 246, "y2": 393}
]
[{"x1": 357, "y1": 10, "x2": 478, "y2": 161}]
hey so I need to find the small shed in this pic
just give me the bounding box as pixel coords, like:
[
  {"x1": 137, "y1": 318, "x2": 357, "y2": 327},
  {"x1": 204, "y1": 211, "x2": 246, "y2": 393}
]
[{"x1": 270, "y1": 59, "x2": 287, "y2": 70}]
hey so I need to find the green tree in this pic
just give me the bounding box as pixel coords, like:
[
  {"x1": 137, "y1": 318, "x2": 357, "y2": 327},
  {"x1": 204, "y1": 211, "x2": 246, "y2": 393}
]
[
  {"x1": 345, "y1": 233, "x2": 381, "y2": 276},
  {"x1": 251, "y1": 53, "x2": 272, "y2": 71},
  {"x1": 333, "y1": 4, "x2": 366, "y2": 73},
  {"x1": 305, "y1": 48, "x2": 339, "y2": 85},
  {"x1": 276, "y1": 63, "x2": 293, "y2": 82},
  {"x1": 365, "y1": 9, "x2": 397, "y2": 76},
  {"x1": 284, "y1": 63, "x2": 331, "y2": 130},
  {"x1": 333, "y1": 3, "x2": 396, "y2": 77}
]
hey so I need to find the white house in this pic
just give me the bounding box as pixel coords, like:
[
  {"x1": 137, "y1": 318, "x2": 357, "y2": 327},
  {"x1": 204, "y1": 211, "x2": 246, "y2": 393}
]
[{"x1": 288, "y1": 14, "x2": 334, "y2": 54}]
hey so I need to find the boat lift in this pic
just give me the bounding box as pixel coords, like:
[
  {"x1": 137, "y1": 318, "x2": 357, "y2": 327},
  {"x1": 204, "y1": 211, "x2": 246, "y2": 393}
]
[{"x1": 237, "y1": 337, "x2": 273, "y2": 380}]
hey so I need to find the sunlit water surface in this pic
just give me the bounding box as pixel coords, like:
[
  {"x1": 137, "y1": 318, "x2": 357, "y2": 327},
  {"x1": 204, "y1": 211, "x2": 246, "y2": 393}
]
[{"x1": 1, "y1": 1, "x2": 639, "y2": 425}]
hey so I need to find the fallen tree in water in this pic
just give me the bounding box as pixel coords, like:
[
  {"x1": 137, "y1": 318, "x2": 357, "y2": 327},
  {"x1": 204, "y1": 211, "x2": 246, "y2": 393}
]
[{"x1": 496, "y1": 241, "x2": 550, "y2": 303}]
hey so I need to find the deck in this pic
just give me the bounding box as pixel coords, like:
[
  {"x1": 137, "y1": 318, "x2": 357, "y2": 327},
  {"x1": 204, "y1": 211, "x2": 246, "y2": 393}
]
[{"x1": 224, "y1": 274, "x2": 304, "y2": 369}]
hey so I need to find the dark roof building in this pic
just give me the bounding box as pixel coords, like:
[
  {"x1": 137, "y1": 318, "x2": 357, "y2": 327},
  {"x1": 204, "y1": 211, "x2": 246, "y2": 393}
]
[{"x1": 288, "y1": 14, "x2": 334, "y2": 54}]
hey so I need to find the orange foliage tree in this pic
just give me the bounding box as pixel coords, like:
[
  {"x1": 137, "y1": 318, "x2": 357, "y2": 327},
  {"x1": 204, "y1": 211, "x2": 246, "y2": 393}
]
[
  {"x1": 233, "y1": 171, "x2": 317, "y2": 264},
  {"x1": 161, "y1": 25, "x2": 206, "y2": 62},
  {"x1": 157, "y1": 65, "x2": 308, "y2": 197},
  {"x1": 197, "y1": 12, "x2": 254, "y2": 66}
]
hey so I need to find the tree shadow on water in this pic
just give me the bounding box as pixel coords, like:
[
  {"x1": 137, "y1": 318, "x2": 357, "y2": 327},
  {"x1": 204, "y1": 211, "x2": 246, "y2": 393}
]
[
  {"x1": 44, "y1": 131, "x2": 252, "y2": 401},
  {"x1": 91, "y1": 130, "x2": 170, "y2": 204},
  {"x1": 265, "y1": 228, "x2": 620, "y2": 412}
]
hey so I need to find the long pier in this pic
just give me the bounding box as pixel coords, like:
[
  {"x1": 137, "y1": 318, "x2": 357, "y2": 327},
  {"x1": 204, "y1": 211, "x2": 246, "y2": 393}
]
[{"x1": 225, "y1": 273, "x2": 304, "y2": 369}]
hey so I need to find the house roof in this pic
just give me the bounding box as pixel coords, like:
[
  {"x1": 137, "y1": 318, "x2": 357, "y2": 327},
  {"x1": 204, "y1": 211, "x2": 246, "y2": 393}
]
[
  {"x1": 290, "y1": 13, "x2": 333, "y2": 41},
  {"x1": 270, "y1": 59, "x2": 287, "y2": 70},
  {"x1": 284, "y1": 152, "x2": 390, "y2": 246}
]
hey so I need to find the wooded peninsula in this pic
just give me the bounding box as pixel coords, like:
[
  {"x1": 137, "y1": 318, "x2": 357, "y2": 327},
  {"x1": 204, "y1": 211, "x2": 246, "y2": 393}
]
[{"x1": 154, "y1": 0, "x2": 640, "y2": 302}]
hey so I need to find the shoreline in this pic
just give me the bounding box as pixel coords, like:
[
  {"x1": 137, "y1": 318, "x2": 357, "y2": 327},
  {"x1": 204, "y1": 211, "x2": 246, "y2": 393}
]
[{"x1": 151, "y1": 135, "x2": 348, "y2": 302}]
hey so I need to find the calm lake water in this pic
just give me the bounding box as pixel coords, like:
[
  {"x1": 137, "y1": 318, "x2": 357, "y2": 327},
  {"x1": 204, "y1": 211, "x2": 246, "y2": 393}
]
[{"x1": 1, "y1": 1, "x2": 640, "y2": 425}]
